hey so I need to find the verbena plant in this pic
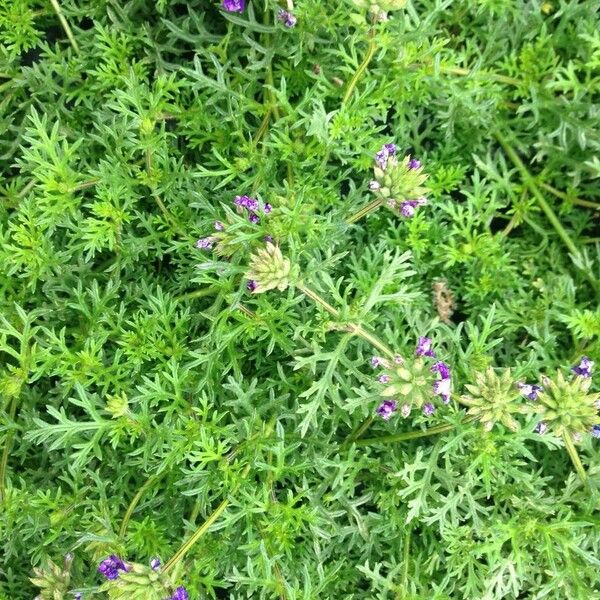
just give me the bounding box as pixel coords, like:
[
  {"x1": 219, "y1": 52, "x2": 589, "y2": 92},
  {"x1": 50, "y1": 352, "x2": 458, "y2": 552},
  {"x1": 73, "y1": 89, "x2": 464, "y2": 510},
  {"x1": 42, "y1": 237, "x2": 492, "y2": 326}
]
[{"x1": 1, "y1": 0, "x2": 599, "y2": 598}]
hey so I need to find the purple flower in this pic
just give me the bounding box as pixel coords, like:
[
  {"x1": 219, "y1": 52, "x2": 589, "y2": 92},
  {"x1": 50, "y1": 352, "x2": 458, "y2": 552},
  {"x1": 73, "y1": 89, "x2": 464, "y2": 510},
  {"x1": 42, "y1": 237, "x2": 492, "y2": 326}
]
[
  {"x1": 214, "y1": 221, "x2": 224, "y2": 231},
  {"x1": 368, "y1": 180, "x2": 381, "y2": 191},
  {"x1": 73, "y1": 594, "x2": 82, "y2": 600},
  {"x1": 171, "y1": 587, "x2": 189, "y2": 600},
  {"x1": 433, "y1": 378, "x2": 451, "y2": 404},
  {"x1": 378, "y1": 373, "x2": 390, "y2": 384},
  {"x1": 399, "y1": 201, "x2": 417, "y2": 218},
  {"x1": 195, "y1": 237, "x2": 214, "y2": 250},
  {"x1": 375, "y1": 143, "x2": 396, "y2": 169},
  {"x1": 431, "y1": 361, "x2": 451, "y2": 380},
  {"x1": 416, "y1": 336, "x2": 435, "y2": 358},
  {"x1": 247, "y1": 280, "x2": 257, "y2": 292},
  {"x1": 517, "y1": 382, "x2": 542, "y2": 401},
  {"x1": 277, "y1": 9, "x2": 297, "y2": 27},
  {"x1": 263, "y1": 235, "x2": 273, "y2": 243},
  {"x1": 572, "y1": 356, "x2": 594, "y2": 378},
  {"x1": 400, "y1": 402, "x2": 411, "y2": 418},
  {"x1": 371, "y1": 356, "x2": 382, "y2": 368},
  {"x1": 422, "y1": 402, "x2": 435, "y2": 416},
  {"x1": 393, "y1": 355, "x2": 404, "y2": 365},
  {"x1": 534, "y1": 421, "x2": 548, "y2": 435},
  {"x1": 234, "y1": 195, "x2": 259, "y2": 211},
  {"x1": 150, "y1": 557, "x2": 161, "y2": 570},
  {"x1": 248, "y1": 212, "x2": 260, "y2": 224},
  {"x1": 376, "y1": 400, "x2": 397, "y2": 420},
  {"x1": 407, "y1": 158, "x2": 422, "y2": 170},
  {"x1": 98, "y1": 555, "x2": 128, "y2": 580},
  {"x1": 222, "y1": 0, "x2": 244, "y2": 12},
  {"x1": 591, "y1": 425, "x2": 600, "y2": 438},
  {"x1": 263, "y1": 202, "x2": 272, "y2": 214}
]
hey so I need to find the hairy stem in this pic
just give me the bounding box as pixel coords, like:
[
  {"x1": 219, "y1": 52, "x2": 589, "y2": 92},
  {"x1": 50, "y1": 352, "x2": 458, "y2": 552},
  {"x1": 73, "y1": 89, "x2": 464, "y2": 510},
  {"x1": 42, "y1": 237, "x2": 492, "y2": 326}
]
[
  {"x1": 354, "y1": 417, "x2": 474, "y2": 446},
  {"x1": 119, "y1": 473, "x2": 164, "y2": 538},
  {"x1": 0, "y1": 396, "x2": 17, "y2": 502},
  {"x1": 342, "y1": 32, "x2": 377, "y2": 105},
  {"x1": 539, "y1": 182, "x2": 600, "y2": 211},
  {"x1": 49, "y1": 0, "x2": 79, "y2": 53},
  {"x1": 562, "y1": 433, "x2": 587, "y2": 484},
  {"x1": 296, "y1": 283, "x2": 395, "y2": 358},
  {"x1": 346, "y1": 198, "x2": 384, "y2": 224},
  {"x1": 163, "y1": 420, "x2": 275, "y2": 573},
  {"x1": 495, "y1": 131, "x2": 597, "y2": 289}
]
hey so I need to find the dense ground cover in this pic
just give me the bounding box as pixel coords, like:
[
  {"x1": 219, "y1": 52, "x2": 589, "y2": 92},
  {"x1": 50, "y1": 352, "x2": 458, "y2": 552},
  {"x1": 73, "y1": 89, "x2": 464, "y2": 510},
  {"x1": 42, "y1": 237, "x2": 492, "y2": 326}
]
[{"x1": 1, "y1": 0, "x2": 600, "y2": 598}]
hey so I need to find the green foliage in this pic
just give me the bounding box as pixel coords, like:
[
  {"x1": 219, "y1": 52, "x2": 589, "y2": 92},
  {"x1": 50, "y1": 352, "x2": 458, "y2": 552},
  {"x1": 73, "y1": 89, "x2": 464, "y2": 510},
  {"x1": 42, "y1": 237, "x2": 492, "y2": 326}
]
[{"x1": 1, "y1": 0, "x2": 599, "y2": 599}]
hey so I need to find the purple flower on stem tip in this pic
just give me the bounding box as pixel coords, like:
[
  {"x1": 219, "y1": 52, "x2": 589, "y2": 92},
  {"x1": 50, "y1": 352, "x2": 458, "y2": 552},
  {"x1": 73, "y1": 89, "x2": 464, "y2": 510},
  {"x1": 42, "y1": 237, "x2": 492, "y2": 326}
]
[
  {"x1": 399, "y1": 200, "x2": 418, "y2": 218},
  {"x1": 400, "y1": 402, "x2": 411, "y2": 418},
  {"x1": 263, "y1": 202, "x2": 272, "y2": 214},
  {"x1": 234, "y1": 195, "x2": 259, "y2": 212},
  {"x1": 98, "y1": 555, "x2": 128, "y2": 580},
  {"x1": 368, "y1": 180, "x2": 381, "y2": 191},
  {"x1": 214, "y1": 221, "x2": 224, "y2": 231},
  {"x1": 171, "y1": 587, "x2": 189, "y2": 600},
  {"x1": 246, "y1": 280, "x2": 257, "y2": 292},
  {"x1": 73, "y1": 594, "x2": 82, "y2": 600},
  {"x1": 263, "y1": 235, "x2": 273, "y2": 243},
  {"x1": 248, "y1": 212, "x2": 260, "y2": 224},
  {"x1": 407, "y1": 158, "x2": 422, "y2": 170},
  {"x1": 572, "y1": 356, "x2": 594, "y2": 378},
  {"x1": 393, "y1": 355, "x2": 404, "y2": 365},
  {"x1": 422, "y1": 402, "x2": 436, "y2": 416},
  {"x1": 517, "y1": 382, "x2": 542, "y2": 401},
  {"x1": 378, "y1": 373, "x2": 390, "y2": 384},
  {"x1": 416, "y1": 336, "x2": 435, "y2": 358},
  {"x1": 375, "y1": 143, "x2": 396, "y2": 169},
  {"x1": 591, "y1": 425, "x2": 600, "y2": 438},
  {"x1": 534, "y1": 422, "x2": 548, "y2": 435},
  {"x1": 222, "y1": 0, "x2": 244, "y2": 12},
  {"x1": 371, "y1": 356, "x2": 382, "y2": 368},
  {"x1": 195, "y1": 237, "x2": 214, "y2": 250},
  {"x1": 150, "y1": 557, "x2": 161, "y2": 570},
  {"x1": 431, "y1": 361, "x2": 450, "y2": 380},
  {"x1": 376, "y1": 400, "x2": 397, "y2": 420},
  {"x1": 277, "y1": 9, "x2": 297, "y2": 27},
  {"x1": 433, "y1": 378, "x2": 451, "y2": 404}
]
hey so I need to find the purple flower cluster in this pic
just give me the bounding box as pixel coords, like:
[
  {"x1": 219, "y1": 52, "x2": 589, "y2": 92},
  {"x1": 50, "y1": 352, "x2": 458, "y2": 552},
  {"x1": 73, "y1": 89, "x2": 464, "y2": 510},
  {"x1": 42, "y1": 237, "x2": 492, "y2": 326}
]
[
  {"x1": 572, "y1": 356, "x2": 594, "y2": 378},
  {"x1": 376, "y1": 400, "x2": 397, "y2": 420},
  {"x1": 517, "y1": 382, "x2": 543, "y2": 401},
  {"x1": 398, "y1": 197, "x2": 427, "y2": 218},
  {"x1": 408, "y1": 158, "x2": 422, "y2": 170},
  {"x1": 222, "y1": 0, "x2": 244, "y2": 12},
  {"x1": 416, "y1": 336, "x2": 435, "y2": 358},
  {"x1": 277, "y1": 9, "x2": 297, "y2": 27},
  {"x1": 170, "y1": 587, "x2": 189, "y2": 600},
  {"x1": 150, "y1": 557, "x2": 161, "y2": 570},
  {"x1": 98, "y1": 555, "x2": 128, "y2": 580},
  {"x1": 375, "y1": 143, "x2": 397, "y2": 169},
  {"x1": 431, "y1": 360, "x2": 451, "y2": 404},
  {"x1": 234, "y1": 194, "x2": 272, "y2": 224},
  {"x1": 246, "y1": 280, "x2": 257, "y2": 292}
]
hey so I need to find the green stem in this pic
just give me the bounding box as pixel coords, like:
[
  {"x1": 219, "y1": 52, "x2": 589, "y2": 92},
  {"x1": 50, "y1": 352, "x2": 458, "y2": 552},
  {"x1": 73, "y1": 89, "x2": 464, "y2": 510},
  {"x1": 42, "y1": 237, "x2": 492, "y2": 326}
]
[
  {"x1": 0, "y1": 397, "x2": 17, "y2": 502},
  {"x1": 175, "y1": 286, "x2": 219, "y2": 303},
  {"x1": 355, "y1": 418, "x2": 471, "y2": 446},
  {"x1": 343, "y1": 416, "x2": 374, "y2": 448},
  {"x1": 119, "y1": 473, "x2": 163, "y2": 538},
  {"x1": 433, "y1": 64, "x2": 524, "y2": 87},
  {"x1": 346, "y1": 198, "x2": 384, "y2": 224},
  {"x1": 539, "y1": 182, "x2": 600, "y2": 211},
  {"x1": 401, "y1": 525, "x2": 412, "y2": 593},
  {"x1": 342, "y1": 32, "x2": 377, "y2": 105},
  {"x1": 495, "y1": 131, "x2": 597, "y2": 288},
  {"x1": 163, "y1": 496, "x2": 231, "y2": 574},
  {"x1": 49, "y1": 0, "x2": 79, "y2": 53},
  {"x1": 562, "y1": 433, "x2": 587, "y2": 484},
  {"x1": 296, "y1": 282, "x2": 395, "y2": 358},
  {"x1": 163, "y1": 420, "x2": 275, "y2": 573}
]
